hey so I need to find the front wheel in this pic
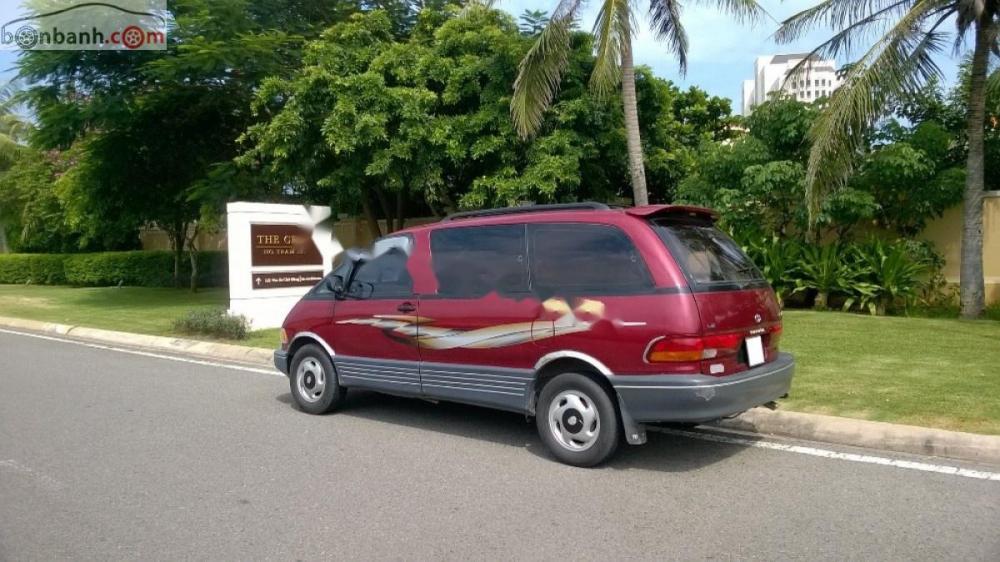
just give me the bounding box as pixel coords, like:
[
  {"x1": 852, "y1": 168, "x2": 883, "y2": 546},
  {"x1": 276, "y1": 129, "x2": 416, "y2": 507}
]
[
  {"x1": 536, "y1": 373, "x2": 620, "y2": 467},
  {"x1": 289, "y1": 344, "x2": 345, "y2": 414}
]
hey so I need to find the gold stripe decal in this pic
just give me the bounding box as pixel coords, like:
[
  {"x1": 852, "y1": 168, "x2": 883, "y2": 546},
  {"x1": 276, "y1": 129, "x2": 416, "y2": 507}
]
[{"x1": 338, "y1": 298, "x2": 604, "y2": 349}]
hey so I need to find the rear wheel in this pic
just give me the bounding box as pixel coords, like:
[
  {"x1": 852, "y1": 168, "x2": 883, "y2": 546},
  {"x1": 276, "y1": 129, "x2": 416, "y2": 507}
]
[
  {"x1": 289, "y1": 344, "x2": 345, "y2": 414},
  {"x1": 536, "y1": 373, "x2": 620, "y2": 467}
]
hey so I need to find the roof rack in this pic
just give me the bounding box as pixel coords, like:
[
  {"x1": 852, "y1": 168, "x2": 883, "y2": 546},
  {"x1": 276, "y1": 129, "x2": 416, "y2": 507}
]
[{"x1": 442, "y1": 202, "x2": 611, "y2": 222}]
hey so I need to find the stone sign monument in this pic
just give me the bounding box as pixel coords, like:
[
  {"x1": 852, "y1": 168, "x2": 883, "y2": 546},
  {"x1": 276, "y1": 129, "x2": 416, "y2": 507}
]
[{"x1": 227, "y1": 202, "x2": 341, "y2": 328}]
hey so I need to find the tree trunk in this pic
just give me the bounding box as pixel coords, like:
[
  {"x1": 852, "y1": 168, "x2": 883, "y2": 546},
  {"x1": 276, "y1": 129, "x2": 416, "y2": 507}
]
[
  {"x1": 959, "y1": 19, "x2": 991, "y2": 318},
  {"x1": 373, "y1": 186, "x2": 393, "y2": 233},
  {"x1": 0, "y1": 220, "x2": 9, "y2": 253},
  {"x1": 169, "y1": 220, "x2": 186, "y2": 289},
  {"x1": 395, "y1": 190, "x2": 405, "y2": 231},
  {"x1": 620, "y1": 38, "x2": 648, "y2": 206},
  {"x1": 186, "y1": 223, "x2": 201, "y2": 293},
  {"x1": 188, "y1": 248, "x2": 199, "y2": 292},
  {"x1": 360, "y1": 193, "x2": 382, "y2": 241}
]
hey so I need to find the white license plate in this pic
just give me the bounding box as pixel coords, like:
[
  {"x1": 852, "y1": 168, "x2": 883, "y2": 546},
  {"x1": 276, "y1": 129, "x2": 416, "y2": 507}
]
[{"x1": 746, "y1": 336, "x2": 765, "y2": 367}]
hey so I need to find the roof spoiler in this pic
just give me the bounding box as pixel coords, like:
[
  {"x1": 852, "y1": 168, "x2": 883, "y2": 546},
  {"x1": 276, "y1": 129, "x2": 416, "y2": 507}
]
[{"x1": 625, "y1": 204, "x2": 719, "y2": 222}]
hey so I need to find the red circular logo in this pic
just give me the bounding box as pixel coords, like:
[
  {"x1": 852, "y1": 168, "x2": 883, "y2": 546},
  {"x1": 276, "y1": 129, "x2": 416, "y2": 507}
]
[{"x1": 121, "y1": 26, "x2": 144, "y2": 49}]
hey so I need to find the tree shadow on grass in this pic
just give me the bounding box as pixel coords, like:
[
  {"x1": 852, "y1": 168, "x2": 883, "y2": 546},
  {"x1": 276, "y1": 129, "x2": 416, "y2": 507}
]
[{"x1": 276, "y1": 390, "x2": 752, "y2": 473}]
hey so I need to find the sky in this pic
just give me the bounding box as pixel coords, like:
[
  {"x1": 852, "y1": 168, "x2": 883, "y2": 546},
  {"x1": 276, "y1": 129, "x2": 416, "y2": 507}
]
[
  {"x1": 0, "y1": 1, "x2": 964, "y2": 108},
  {"x1": 498, "y1": 0, "x2": 962, "y2": 107}
]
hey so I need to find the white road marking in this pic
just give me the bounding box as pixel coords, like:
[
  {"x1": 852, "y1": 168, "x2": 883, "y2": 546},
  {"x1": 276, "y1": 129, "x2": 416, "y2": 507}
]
[
  {"x1": 656, "y1": 428, "x2": 1000, "y2": 482},
  {"x1": 3, "y1": 328, "x2": 999, "y2": 481},
  {"x1": 0, "y1": 328, "x2": 281, "y2": 376}
]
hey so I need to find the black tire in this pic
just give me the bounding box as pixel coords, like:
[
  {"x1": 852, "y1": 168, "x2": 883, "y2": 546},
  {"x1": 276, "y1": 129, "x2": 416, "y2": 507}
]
[
  {"x1": 536, "y1": 373, "x2": 620, "y2": 467},
  {"x1": 289, "y1": 344, "x2": 345, "y2": 414}
]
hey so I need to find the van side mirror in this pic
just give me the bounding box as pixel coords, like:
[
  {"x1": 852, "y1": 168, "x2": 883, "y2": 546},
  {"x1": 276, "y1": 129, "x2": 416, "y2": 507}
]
[
  {"x1": 326, "y1": 275, "x2": 345, "y2": 295},
  {"x1": 335, "y1": 248, "x2": 373, "y2": 300}
]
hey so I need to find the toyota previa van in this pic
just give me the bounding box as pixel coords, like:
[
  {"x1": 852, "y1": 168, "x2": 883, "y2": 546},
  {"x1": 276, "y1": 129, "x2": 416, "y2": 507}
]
[{"x1": 274, "y1": 203, "x2": 794, "y2": 466}]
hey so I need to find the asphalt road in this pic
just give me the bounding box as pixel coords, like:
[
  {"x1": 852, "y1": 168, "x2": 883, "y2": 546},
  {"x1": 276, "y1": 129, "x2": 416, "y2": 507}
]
[{"x1": 1, "y1": 330, "x2": 998, "y2": 562}]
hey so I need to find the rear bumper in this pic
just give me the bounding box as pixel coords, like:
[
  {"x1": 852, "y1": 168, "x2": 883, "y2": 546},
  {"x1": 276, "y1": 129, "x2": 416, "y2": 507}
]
[
  {"x1": 611, "y1": 353, "x2": 794, "y2": 423},
  {"x1": 273, "y1": 350, "x2": 290, "y2": 376}
]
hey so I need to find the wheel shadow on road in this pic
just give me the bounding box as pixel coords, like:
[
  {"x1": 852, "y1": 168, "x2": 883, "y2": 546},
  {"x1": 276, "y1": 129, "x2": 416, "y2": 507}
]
[{"x1": 276, "y1": 390, "x2": 750, "y2": 473}]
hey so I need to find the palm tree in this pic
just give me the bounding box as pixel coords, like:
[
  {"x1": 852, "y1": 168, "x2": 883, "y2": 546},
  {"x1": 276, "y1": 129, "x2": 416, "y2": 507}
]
[
  {"x1": 0, "y1": 80, "x2": 29, "y2": 167},
  {"x1": 0, "y1": 80, "x2": 32, "y2": 254},
  {"x1": 776, "y1": 1, "x2": 999, "y2": 318},
  {"x1": 511, "y1": 0, "x2": 766, "y2": 206}
]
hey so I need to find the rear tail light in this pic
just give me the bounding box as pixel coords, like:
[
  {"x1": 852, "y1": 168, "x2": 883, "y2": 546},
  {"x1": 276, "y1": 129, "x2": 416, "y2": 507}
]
[
  {"x1": 769, "y1": 324, "x2": 782, "y2": 347},
  {"x1": 645, "y1": 333, "x2": 743, "y2": 363}
]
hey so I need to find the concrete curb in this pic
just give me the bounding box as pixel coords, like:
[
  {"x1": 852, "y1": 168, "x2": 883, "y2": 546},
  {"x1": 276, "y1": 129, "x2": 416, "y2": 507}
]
[
  {"x1": 2, "y1": 315, "x2": 998, "y2": 466},
  {"x1": 712, "y1": 408, "x2": 1000, "y2": 466},
  {"x1": 0, "y1": 316, "x2": 273, "y2": 368}
]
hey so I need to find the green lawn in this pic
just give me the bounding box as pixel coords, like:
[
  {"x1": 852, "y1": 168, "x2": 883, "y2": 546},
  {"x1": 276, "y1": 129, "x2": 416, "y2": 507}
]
[
  {"x1": 1, "y1": 285, "x2": 997, "y2": 434},
  {"x1": 0, "y1": 285, "x2": 280, "y2": 349},
  {"x1": 780, "y1": 310, "x2": 1000, "y2": 435}
]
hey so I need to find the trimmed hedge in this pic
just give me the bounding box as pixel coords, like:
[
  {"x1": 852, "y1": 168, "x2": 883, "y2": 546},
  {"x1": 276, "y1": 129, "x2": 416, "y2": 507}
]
[
  {"x1": 0, "y1": 251, "x2": 228, "y2": 287},
  {"x1": 0, "y1": 254, "x2": 68, "y2": 285}
]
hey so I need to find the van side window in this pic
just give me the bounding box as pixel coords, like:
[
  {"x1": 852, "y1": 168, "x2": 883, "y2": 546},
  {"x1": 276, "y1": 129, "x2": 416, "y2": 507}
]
[
  {"x1": 529, "y1": 223, "x2": 653, "y2": 296},
  {"x1": 348, "y1": 237, "x2": 414, "y2": 299},
  {"x1": 430, "y1": 225, "x2": 528, "y2": 298}
]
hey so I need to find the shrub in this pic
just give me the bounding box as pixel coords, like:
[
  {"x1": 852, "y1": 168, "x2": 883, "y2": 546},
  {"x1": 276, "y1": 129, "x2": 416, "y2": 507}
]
[
  {"x1": 847, "y1": 239, "x2": 929, "y2": 316},
  {"x1": 0, "y1": 254, "x2": 69, "y2": 284},
  {"x1": 0, "y1": 251, "x2": 227, "y2": 287},
  {"x1": 987, "y1": 303, "x2": 1000, "y2": 322},
  {"x1": 745, "y1": 236, "x2": 801, "y2": 305},
  {"x1": 173, "y1": 309, "x2": 249, "y2": 340},
  {"x1": 793, "y1": 243, "x2": 861, "y2": 310}
]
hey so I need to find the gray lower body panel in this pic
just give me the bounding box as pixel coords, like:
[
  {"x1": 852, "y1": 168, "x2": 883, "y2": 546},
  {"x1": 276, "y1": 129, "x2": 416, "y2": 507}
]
[
  {"x1": 612, "y1": 353, "x2": 795, "y2": 423},
  {"x1": 336, "y1": 356, "x2": 422, "y2": 396},
  {"x1": 419, "y1": 361, "x2": 533, "y2": 413},
  {"x1": 334, "y1": 356, "x2": 532, "y2": 411}
]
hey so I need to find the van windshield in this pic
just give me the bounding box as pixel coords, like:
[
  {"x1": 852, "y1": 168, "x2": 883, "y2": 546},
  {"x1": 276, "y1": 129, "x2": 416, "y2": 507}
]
[{"x1": 650, "y1": 218, "x2": 764, "y2": 289}]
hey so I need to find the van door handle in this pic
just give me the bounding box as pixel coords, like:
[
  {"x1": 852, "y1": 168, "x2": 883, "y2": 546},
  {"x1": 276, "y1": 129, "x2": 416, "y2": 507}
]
[{"x1": 397, "y1": 302, "x2": 416, "y2": 313}]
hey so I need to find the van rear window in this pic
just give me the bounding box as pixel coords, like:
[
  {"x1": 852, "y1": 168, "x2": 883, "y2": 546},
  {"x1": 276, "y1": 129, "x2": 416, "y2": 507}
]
[{"x1": 650, "y1": 219, "x2": 764, "y2": 288}]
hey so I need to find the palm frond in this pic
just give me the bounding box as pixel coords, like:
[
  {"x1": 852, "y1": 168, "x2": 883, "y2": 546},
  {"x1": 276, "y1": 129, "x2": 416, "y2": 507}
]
[
  {"x1": 693, "y1": 0, "x2": 770, "y2": 24},
  {"x1": 988, "y1": 66, "x2": 1000, "y2": 97},
  {"x1": 776, "y1": 0, "x2": 929, "y2": 89},
  {"x1": 954, "y1": 0, "x2": 986, "y2": 37},
  {"x1": 591, "y1": 0, "x2": 635, "y2": 96},
  {"x1": 648, "y1": 0, "x2": 689, "y2": 75},
  {"x1": 511, "y1": 0, "x2": 585, "y2": 138},
  {"x1": 775, "y1": 0, "x2": 921, "y2": 45},
  {"x1": 0, "y1": 132, "x2": 26, "y2": 167},
  {"x1": 799, "y1": 1, "x2": 950, "y2": 227}
]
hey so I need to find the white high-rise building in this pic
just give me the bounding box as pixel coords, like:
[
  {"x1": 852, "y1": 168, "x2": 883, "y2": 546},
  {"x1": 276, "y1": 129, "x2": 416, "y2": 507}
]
[{"x1": 741, "y1": 53, "x2": 842, "y2": 115}]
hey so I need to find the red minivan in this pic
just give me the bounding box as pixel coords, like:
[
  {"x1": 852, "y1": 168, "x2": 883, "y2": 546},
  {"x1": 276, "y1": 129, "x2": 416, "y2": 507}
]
[{"x1": 274, "y1": 203, "x2": 794, "y2": 466}]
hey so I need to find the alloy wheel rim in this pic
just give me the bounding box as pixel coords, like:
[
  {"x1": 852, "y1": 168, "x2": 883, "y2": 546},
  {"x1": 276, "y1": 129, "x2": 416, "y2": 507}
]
[
  {"x1": 547, "y1": 390, "x2": 600, "y2": 452},
  {"x1": 296, "y1": 358, "x2": 326, "y2": 403}
]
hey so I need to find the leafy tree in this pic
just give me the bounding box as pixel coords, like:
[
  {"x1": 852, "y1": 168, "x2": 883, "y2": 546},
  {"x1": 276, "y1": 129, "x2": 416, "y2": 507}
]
[
  {"x1": 851, "y1": 138, "x2": 964, "y2": 236},
  {"x1": 510, "y1": 0, "x2": 766, "y2": 206},
  {"x1": 242, "y1": 8, "x2": 535, "y2": 236},
  {"x1": 744, "y1": 94, "x2": 817, "y2": 161},
  {"x1": 776, "y1": 0, "x2": 1000, "y2": 318},
  {"x1": 0, "y1": 150, "x2": 79, "y2": 252},
  {"x1": 16, "y1": 0, "x2": 361, "y2": 287},
  {"x1": 243, "y1": 6, "x2": 735, "y2": 228}
]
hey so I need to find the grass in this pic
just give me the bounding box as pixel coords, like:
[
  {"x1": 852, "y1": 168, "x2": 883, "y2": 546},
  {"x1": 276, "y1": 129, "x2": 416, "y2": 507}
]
[
  {"x1": 1, "y1": 285, "x2": 998, "y2": 434},
  {"x1": 780, "y1": 310, "x2": 1000, "y2": 435},
  {"x1": 0, "y1": 285, "x2": 280, "y2": 349}
]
